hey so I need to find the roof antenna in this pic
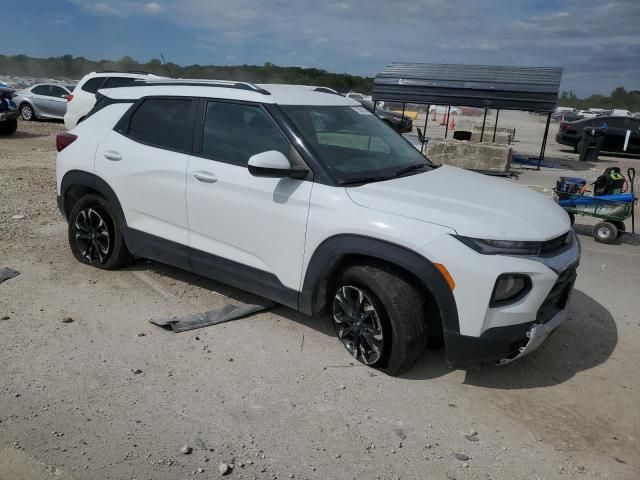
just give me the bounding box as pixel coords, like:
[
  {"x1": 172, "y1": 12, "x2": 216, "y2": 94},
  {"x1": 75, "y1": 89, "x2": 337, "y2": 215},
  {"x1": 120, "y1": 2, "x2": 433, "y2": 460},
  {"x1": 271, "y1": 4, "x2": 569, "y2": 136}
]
[{"x1": 160, "y1": 53, "x2": 173, "y2": 79}]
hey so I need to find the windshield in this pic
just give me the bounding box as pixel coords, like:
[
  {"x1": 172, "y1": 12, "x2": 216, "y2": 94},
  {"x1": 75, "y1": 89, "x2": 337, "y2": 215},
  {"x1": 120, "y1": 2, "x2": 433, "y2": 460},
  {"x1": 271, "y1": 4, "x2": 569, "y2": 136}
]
[{"x1": 281, "y1": 105, "x2": 432, "y2": 183}]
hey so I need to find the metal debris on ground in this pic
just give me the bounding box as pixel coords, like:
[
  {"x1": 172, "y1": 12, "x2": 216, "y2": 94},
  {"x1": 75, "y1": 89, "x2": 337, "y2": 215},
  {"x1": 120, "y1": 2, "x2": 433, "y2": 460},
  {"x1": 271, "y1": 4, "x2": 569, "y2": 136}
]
[
  {"x1": 0, "y1": 267, "x2": 20, "y2": 284},
  {"x1": 150, "y1": 301, "x2": 275, "y2": 333}
]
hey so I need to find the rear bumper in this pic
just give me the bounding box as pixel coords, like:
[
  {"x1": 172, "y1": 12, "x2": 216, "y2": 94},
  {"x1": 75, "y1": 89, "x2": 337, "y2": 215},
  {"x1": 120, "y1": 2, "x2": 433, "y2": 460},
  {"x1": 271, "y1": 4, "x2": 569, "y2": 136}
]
[{"x1": 555, "y1": 132, "x2": 577, "y2": 147}]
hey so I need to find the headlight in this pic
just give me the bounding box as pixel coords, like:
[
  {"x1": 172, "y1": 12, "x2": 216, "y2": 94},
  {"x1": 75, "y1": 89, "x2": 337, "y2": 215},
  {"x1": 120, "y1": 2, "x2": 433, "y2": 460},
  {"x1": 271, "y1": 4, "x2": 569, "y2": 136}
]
[
  {"x1": 490, "y1": 274, "x2": 531, "y2": 307},
  {"x1": 454, "y1": 232, "x2": 573, "y2": 256}
]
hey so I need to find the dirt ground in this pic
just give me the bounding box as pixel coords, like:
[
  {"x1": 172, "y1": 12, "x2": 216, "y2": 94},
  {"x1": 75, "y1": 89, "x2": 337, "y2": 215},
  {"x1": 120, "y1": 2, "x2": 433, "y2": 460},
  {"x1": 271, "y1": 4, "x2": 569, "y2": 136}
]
[{"x1": 1, "y1": 117, "x2": 639, "y2": 480}]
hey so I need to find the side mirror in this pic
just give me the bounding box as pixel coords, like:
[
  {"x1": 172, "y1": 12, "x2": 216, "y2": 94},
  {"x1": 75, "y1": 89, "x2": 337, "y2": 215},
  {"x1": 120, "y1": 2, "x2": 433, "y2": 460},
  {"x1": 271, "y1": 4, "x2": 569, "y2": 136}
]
[{"x1": 247, "y1": 150, "x2": 308, "y2": 179}]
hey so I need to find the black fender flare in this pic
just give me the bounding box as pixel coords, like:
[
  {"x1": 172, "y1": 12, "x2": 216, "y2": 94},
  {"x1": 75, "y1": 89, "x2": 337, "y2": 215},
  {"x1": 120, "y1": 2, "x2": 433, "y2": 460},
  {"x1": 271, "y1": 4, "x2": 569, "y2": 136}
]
[
  {"x1": 59, "y1": 170, "x2": 127, "y2": 227},
  {"x1": 299, "y1": 234, "x2": 460, "y2": 334}
]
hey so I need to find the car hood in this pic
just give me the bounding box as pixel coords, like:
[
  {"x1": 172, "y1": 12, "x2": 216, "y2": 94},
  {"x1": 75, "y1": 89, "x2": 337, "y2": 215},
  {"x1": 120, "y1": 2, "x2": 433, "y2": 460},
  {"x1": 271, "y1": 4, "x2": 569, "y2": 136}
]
[{"x1": 346, "y1": 165, "x2": 570, "y2": 241}]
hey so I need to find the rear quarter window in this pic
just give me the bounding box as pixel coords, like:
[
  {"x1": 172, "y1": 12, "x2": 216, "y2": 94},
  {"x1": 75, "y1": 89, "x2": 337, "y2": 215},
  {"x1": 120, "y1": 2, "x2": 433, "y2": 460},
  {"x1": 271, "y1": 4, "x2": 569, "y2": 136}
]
[
  {"x1": 81, "y1": 77, "x2": 106, "y2": 93},
  {"x1": 103, "y1": 77, "x2": 136, "y2": 89},
  {"x1": 126, "y1": 98, "x2": 193, "y2": 152}
]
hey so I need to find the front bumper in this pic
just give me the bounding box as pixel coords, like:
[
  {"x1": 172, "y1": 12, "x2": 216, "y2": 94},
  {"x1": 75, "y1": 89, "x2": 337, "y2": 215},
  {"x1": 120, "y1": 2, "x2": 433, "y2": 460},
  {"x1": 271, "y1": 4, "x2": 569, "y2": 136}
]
[
  {"x1": 425, "y1": 231, "x2": 580, "y2": 365},
  {"x1": 0, "y1": 110, "x2": 19, "y2": 122}
]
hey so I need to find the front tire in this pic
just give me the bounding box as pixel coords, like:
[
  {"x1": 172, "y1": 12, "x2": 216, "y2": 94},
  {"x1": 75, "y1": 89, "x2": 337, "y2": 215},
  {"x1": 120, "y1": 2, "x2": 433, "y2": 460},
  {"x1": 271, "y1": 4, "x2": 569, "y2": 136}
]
[
  {"x1": 20, "y1": 103, "x2": 35, "y2": 121},
  {"x1": 332, "y1": 264, "x2": 428, "y2": 375},
  {"x1": 0, "y1": 119, "x2": 17, "y2": 135},
  {"x1": 68, "y1": 194, "x2": 132, "y2": 269}
]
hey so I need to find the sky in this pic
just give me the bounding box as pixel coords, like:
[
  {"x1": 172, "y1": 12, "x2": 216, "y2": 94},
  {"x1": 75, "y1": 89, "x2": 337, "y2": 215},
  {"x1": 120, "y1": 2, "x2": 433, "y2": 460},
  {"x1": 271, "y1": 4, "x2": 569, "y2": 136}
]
[{"x1": 3, "y1": 0, "x2": 639, "y2": 96}]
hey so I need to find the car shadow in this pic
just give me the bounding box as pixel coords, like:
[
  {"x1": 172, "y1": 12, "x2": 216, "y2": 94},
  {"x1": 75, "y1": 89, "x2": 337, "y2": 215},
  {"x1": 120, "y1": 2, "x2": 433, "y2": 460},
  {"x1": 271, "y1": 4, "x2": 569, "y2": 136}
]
[
  {"x1": 402, "y1": 290, "x2": 617, "y2": 388},
  {"x1": 123, "y1": 261, "x2": 617, "y2": 388},
  {"x1": 123, "y1": 258, "x2": 337, "y2": 338},
  {"x1": 6, "y1": 130, "x2": 49, "y2": 140}
]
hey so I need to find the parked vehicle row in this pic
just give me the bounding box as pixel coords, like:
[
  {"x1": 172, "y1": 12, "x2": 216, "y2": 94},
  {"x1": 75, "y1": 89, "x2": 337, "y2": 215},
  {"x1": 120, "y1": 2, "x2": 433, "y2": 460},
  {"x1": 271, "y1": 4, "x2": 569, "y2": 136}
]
[
  {"x1": 555, "y1": 116, "x2": 640, "y2": 154},
  {"x1": 56, "y1": 79, "x2": 579, "y2": 374},
  {"x1": 13, "y1": 83, "x2": 75, "y2": 121}
]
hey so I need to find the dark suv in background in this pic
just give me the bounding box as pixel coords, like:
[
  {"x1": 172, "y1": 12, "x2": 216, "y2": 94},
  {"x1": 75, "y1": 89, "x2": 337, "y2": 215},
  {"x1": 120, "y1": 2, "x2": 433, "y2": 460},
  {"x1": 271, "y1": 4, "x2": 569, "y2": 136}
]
[{"x1": 556, "y1": 116, "x2": 640, "y2": 154}]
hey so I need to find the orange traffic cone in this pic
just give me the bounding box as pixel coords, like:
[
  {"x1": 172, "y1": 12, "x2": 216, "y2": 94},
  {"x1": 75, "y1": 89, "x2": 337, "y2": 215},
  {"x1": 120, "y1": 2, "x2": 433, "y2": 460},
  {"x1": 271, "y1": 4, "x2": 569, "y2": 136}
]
[
  {"x1": 449, "y1": 115, "x2": 456, "y2": 130},
  {"x1": 431, "y1": 109, "x2": 437, "y2": 121},
  {"x1": 440, "y1": 112, "x2": 447, "y2": 126}
]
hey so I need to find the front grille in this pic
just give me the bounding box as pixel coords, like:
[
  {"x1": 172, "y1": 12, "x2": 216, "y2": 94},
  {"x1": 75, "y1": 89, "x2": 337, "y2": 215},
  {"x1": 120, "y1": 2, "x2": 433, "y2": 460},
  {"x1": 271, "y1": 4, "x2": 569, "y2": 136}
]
[
  {"x1": 536, "y1": 264, "x2": 578, "y2": 324},
  {"x1": 539, "y1": 232, "x2": 571, "y2": 256}
]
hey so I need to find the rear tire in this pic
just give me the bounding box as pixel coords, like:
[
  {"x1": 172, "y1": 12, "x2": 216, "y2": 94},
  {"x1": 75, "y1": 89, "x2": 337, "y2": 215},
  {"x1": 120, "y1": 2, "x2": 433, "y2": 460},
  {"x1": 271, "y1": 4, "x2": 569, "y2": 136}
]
[
  {"x1": 68, "y1": 194, "x2": 132, "y2": 269},
  {"x1": 573, "y1": 140, "x2": 580, "y2": 153},
  {"x1": 593, "y1": 221, "x2": 618, "y2": 244},
  {"x1": 20, "y1": 103, "x2": 35, "y2": 121},
  {"x1": 332, "y1": 264, "x2": 428, "y2": 375},
  {"x1": 0, "y1": 119, "x2": 17, "y2": 135}
]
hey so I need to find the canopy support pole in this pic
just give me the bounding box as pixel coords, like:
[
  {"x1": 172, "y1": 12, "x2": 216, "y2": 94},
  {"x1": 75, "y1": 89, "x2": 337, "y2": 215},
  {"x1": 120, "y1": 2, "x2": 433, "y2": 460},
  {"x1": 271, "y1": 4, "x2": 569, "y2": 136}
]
[
  {"x1": 492, "y1": 108, "x2": 500, "y2": 143},
  {"x1": 538, "y1": 112, "x2": 552, "y2": 169},
  {"x1": 480, "y1": 108, "x2": 488, "y2": 142},
  {"x1": 421, "y1": 104, "x2": 430, "y2": 153},
  {"x1": 444, "y1": 105, "x2": 451, "y2": 139}
]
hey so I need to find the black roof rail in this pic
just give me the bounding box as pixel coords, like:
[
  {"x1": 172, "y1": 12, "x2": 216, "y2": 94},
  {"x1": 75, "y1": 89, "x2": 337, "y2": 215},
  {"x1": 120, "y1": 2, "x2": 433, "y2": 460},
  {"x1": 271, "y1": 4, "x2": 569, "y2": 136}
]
[
  {"x1": 95, "y1": 70, "x2": 153, "y2": 75},
  {"x1": 130, "y1": 78, "x2": 271, "y2": 95}
]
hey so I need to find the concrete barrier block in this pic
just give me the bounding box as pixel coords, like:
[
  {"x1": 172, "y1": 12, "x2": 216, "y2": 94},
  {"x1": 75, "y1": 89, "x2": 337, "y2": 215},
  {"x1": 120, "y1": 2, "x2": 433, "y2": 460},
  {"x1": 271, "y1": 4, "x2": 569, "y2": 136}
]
[{"x1": 426, "y1": 139, "x2": 512, "y2": 172}]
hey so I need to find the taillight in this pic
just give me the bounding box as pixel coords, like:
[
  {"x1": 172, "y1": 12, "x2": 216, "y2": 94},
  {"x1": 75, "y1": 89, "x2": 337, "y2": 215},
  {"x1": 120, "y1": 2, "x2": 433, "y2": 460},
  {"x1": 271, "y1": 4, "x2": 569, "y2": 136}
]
[
  {"x1": 56, "y1": 133, "x2": 77, "y2": 152},
  {"x1": 66, "y1": 94, "x2": 74, "y2": 102},
  {"x1": 559, "y1": 122, "x2": 570, "y2": 131}
]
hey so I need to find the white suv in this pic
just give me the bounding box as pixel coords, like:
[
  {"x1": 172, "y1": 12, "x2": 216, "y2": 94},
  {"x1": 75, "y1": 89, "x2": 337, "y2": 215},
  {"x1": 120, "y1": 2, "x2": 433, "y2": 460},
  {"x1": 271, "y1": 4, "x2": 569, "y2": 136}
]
[
  {"x1": 63, "y1": 71, "x2": 164, "y2": 130},
  {"x1": 56, "y1": 79, "x2": 580, "y2": 374}
]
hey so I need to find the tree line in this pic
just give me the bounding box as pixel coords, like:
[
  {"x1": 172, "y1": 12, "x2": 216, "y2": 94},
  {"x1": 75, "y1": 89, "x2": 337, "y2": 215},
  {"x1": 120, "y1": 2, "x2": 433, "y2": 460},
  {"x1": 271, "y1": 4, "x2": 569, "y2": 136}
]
[
  {"x1": 558, "y1": 87, "x2": 640, "y2": 113},
  {"x1": 0, "y1": 54, "x2": 374, "y2": 94}
]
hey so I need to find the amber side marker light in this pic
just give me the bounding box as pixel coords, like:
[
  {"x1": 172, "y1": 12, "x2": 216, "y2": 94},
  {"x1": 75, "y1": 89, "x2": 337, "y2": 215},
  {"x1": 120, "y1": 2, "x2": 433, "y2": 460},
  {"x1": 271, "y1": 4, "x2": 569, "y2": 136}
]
[{"x1": 434, "y1": 263, "x2": 455, "y2": 290}]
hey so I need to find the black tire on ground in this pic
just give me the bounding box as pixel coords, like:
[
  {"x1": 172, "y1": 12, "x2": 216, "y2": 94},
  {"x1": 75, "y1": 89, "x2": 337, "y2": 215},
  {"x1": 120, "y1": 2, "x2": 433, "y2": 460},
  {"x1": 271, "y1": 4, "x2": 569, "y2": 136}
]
[
  {"x1": 568, "y1": 212, "x2": 575, "y2": 225},
  {"x1": 19, "y1": 103, "x2": 35, "y2": 121},
  {"x1": 573, "y1": 140, "x2": 580, "y2": 153},
  {"x1": 68, "y1": 193, "x2": 132, "y2": 269},
  {"x1": 611, "y1": 220, "x2": 626, "y2": 237},
  {"x1": 332, "y1": 264, "x2": 428, "y2": 375},
  {"x1": 593, "y1": 221, "x2": 618, "y2": 244},
  {"x1": 0, "y1": 119, "x2": 17, "y2": 135}
]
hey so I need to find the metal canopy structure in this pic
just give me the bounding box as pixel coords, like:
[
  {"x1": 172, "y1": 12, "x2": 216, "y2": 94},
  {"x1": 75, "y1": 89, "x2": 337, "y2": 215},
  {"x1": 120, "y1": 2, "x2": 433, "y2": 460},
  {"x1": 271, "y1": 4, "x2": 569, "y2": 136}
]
[
  {"x1": 373, "y1": 63, "x2": 562, "y2": 112},
  {"x1": 372, "y1": 63, "x2": 563, "y2": 168}
]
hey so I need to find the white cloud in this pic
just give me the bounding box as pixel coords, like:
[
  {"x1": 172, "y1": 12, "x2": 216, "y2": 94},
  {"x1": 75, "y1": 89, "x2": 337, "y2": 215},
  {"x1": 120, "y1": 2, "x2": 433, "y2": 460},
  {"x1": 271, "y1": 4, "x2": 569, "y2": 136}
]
[
  {"x1": 143, "y1": 2, "x2": 165, "y2": 15},
  {"x1": 80, "y1": 2, "x2": 123, "y2": 17}
]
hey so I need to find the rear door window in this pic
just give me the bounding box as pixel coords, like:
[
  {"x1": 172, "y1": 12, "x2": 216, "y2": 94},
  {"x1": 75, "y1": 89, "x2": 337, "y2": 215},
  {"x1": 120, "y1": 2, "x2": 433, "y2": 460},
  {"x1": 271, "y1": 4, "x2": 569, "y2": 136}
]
[
  {"x1": 201, "y1": 101, "x2": 291, "y2": 166},
  {"x1": 31, "y1": 85, "x2": 50, "y2": 96},
  {"x1": 127, "y1": 97, "x2": 193, "y2": 152},
  {"x1": 103, "y1": 77, "x2": 136, "y2": 89},
  {"x1": 50, "y1": 86, "x2": 69, "y2": 98},
  {"x1": 81, "y1": 77, "x2": 106, "y2": 93}
]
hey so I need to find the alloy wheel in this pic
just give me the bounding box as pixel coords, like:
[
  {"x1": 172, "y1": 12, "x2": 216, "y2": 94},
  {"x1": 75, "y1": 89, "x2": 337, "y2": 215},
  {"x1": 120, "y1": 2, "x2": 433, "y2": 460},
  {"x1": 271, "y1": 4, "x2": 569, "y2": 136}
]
[
  {"x1": 333, "y1": 285, "x2": 385, "y2": 365},
  {"x1": 21, "y1": 105, "x2": 33, "y2": 120},
  {"x1": 74, "y1": 208, "x2": 110, "y2": 264}
]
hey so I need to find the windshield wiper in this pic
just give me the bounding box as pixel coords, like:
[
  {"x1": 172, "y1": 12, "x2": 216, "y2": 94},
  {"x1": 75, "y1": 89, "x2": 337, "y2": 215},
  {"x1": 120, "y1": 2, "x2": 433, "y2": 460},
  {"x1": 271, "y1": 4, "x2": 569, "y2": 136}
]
[
  {"x1": 339, "y1": 176, "x2": 393, "y2": 186},
  {"x1": 393, "y1": 162, "x2": 428, "y2": 177}
]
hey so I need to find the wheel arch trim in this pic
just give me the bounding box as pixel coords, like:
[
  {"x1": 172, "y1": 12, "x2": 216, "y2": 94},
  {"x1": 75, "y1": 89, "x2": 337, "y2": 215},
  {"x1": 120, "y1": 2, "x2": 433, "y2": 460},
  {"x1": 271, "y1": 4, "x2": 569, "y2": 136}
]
[
  {"x1": 299, "y1": 234, "x2": 460, "y2": 333},
  {"x1": 59, "y1": 170, "x2": 127, "y2": 227}
]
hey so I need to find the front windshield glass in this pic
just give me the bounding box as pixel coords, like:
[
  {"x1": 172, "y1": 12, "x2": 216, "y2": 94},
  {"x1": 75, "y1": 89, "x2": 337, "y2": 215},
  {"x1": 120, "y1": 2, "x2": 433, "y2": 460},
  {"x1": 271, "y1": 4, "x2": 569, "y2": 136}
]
[{"x1": 281, "y1": 105, "x2": 431, "y2": 183}]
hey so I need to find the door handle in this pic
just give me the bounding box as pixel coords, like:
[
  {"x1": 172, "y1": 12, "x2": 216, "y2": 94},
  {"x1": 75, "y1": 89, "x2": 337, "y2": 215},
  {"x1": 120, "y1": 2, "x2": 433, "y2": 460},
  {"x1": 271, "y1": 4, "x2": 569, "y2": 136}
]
[
  {"x1": 193, "y1": 171, "x2": 218, "y2": 183},
  {"x1": 103, "y1": 150, "x2": 122, "y2": 161}
]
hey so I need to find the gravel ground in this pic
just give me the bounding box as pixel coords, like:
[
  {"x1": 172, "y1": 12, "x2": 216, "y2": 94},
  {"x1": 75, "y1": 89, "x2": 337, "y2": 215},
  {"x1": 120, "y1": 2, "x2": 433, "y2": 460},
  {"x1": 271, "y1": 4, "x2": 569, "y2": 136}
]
[{"x1": 1, "y1": 118, "x2": 639, "y2": 480}]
